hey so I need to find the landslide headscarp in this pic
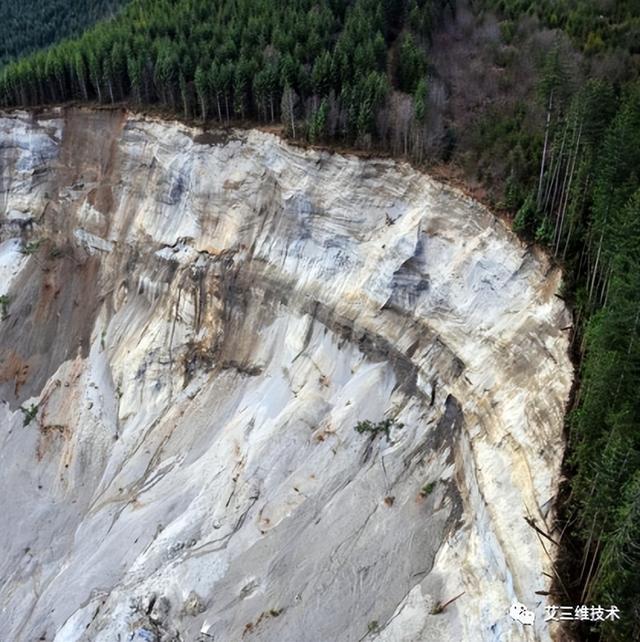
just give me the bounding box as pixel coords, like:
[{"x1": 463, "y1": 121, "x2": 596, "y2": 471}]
[{"x1": 0, "y1": 108, "x2": 572, "y2": 642}]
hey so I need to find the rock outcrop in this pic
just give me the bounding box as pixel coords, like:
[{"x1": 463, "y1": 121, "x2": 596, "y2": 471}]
[{"x1": 0, "y1": 108, "x2": 572, "y2": 642}]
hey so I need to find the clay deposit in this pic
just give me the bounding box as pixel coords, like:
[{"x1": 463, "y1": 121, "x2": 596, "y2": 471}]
[{"x1": 0, "y1": 108, "x2": 572, "y2": 642}]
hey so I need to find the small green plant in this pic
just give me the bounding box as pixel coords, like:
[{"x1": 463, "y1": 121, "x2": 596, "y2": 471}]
[
  {"x1": 49, "y1": 246, "x2": 65, "y2": 259},
  {"x1": 0, "y1": 294, "x2": 9, "y2": 320},
  {"x1": 354, "y1": 418, "x2": 403, "y2": 441},
  {"x1": 20, "y1": 403, "x2": 38, "y2": 427},
  {"x1": 20, "y1": 240, "x2": 42, "y2": 255},
  {"x1": 534, "y1": 216, "x2": 553, "y2": 245},
  {"x1": 420, "y1": 481, "x2": 437, "y2": 497},
  {"x1": 367, "y1": 620, "x2": 380, "y2": 633}
]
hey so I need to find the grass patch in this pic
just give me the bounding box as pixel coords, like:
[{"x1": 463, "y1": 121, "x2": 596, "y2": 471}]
[{"x1": 20, "y1": 240, "x2": 42, "y2": 255}]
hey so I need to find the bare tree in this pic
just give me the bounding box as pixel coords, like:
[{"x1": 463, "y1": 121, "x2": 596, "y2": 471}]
[{"x1": 281, "y1": 85, "x2": 298, "y2": 138}]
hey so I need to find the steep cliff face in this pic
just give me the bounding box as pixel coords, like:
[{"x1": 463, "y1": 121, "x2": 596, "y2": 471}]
[{"x1": 0, "y1": 109, "x2": 572, "y2": 642}]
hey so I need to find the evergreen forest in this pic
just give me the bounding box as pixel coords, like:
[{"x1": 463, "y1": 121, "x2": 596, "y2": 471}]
[{"x1": 0, "y1": 0, "x2": 128, "y2": 67}]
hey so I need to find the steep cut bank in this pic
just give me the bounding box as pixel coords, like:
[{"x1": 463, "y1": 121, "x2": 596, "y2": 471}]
[{"x1": 0, "y1": 108, "x2": 572, "y2": 642}]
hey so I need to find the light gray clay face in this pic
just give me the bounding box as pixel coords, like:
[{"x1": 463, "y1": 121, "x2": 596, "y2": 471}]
[{"x1": 0, "y1": 111, "x2": 572, "y2": 642}]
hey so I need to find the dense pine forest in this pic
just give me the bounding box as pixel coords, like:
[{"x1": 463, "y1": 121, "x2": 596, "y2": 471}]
[
  {"x1": 0, "y1": 0, "x2": 639, "y2": 639},
  {"x1": 0, "y1": 0, "x2": 129, "y2": 67}
]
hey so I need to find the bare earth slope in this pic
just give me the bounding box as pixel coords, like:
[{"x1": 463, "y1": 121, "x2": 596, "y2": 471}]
[{"x1": 0, "y1": 108, "x2": 572, "y2": 642}]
